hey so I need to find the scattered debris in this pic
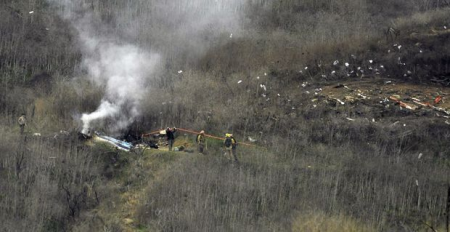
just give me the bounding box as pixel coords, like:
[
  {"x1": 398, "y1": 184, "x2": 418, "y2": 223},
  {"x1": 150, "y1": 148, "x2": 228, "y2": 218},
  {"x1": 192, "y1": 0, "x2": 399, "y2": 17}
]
[
  {"x1": 237, "y1": 80, "x2": 242, "y2": 84},
  {"x1": 178, "y1": 70, "x2": 183, "y2": 74},
  {"x1": 29, "y1": 11, "x2": 34, "y2": 14},
  {"x1": 418, "y1": 153, "x2": 423, "y2": 159},
  {"x1": 33, "y1": 133, "x2": 41, "y2": 137},
  {"x1": 346, "y1": 117, "x2": 355, "y2": 121},
  {"x1": 229, "y1": 33, "x2": 233, "y2": 38}
]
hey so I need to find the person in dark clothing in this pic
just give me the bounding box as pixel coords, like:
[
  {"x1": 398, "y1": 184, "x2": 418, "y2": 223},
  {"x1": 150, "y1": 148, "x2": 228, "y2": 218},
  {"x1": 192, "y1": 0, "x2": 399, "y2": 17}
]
[
  {"x1": 224, "y1": 133, "x2": 238, "y2": 162},
  {"x1": 196, "y1": 130, "x2": 206, "y2": 154},
  {"x1": 18, "y1": 114, "x2": 26, "y2": 134},
  {"x1": 166, "y1": 127, "x2": 177, "y2": 151}
]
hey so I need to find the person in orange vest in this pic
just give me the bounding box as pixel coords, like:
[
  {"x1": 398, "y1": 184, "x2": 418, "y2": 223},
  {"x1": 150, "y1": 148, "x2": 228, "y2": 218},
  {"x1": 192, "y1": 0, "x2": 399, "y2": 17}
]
[
  {"x1": 224, "y1": 133, "x2": 238, "y2": 162},
  {"x1": 196, "y1": 130, "x2": 206, "y2": 154}
]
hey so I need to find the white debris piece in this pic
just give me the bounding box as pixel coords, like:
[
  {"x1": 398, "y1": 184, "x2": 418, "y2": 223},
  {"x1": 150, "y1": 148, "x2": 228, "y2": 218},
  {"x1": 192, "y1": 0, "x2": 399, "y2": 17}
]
[
  {"x1": 321, "y1": 74, "x2": 326, "y2": 78},
  {"x1": 357, "y1": 67, "x2": 361, "y2": 70},
  {"x1": 337, "y1": 99, "x2": 345, "y2": 105},
  {"x1": 369, "y1": 60, "x2": 373, "y2": 63},
  {"x1": 415, "y1": 180, "x2": 419, "y2": 186},
  {"x1": 248, "y1": 137, "x2": 257, "y2": 142},
  {"x1": 178, "y1": 70, "x2": 183, "y2": 74},
  {"x1": 444, "y1": 26, "x2": 447, "y2": 29},
  {"x1": 230, "y1": 33, "x2": 233, "y2": 38},
  {"x1": 333, "y1": 60, "x2": 339, "y2": 65},
  {"x1": 29, "y1": 11, "x2": 34, "y2": 14},
  {"x1": 45, "y1": 28, "x2": 49, "y2": 31},
  {"x1": 305, "y1": 66, "x2": 308, "y2": 70},
  {"x1": 380, "y1": 65, "x2": 384, "y2": 69},
  {"x1": 260, "y1": 84, "x2": 267, "y2": 91},
  {"x1": 372, "y1": 118, "x2": 375, "y2": 122},
  {"x1": 345, "y1": 62, "x2": 349, "y2": 67},
  {"x1": 313, "y1": 105, "x2": 317, "y2": 108},
  {"x1": 264, "y1": 73, "x2": 267, "y2": 76},
  {"x1": 346, "y1": 117, "x2": 355, "y2": 121},
  {"x1": 237, "y1": 80, "x2": 242, "y2": 84},
  {"x1": 305, "y1": 91, "x2": 310, "y2": 94},
  {"x1": 33, "y1": 133, "x2": 41, "y2": 136},
  {"x1": 418, "y1": 153, "x2": 423, "y2": 159},
  {"x1": 331, "y1": 71, "x2": 336, "y2": 74},
  {"x1": 257, "y1": 76, "x2": 260, "y2": 79},
  {"x1": 398, "y1": 45, "x2": 402, "y2": 50},
  {"x1": 388, "y1": 49, "x2": 391, "y2": 53},
  {"x1": 419, "y1": 50, "x2": 423, "y2": 53},
  {"x1": 277, "y1": 93, "x2": 281, "y2": 97}
]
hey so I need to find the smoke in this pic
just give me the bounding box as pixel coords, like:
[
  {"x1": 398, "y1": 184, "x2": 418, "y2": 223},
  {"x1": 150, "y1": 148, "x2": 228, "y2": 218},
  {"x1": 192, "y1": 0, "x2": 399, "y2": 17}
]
[
  {"x1": 49, "y1": 0, "x2": 243, "y2": 134},
  {"x1": 50, "y1": 0, "x2": 160, "y2": 134}
]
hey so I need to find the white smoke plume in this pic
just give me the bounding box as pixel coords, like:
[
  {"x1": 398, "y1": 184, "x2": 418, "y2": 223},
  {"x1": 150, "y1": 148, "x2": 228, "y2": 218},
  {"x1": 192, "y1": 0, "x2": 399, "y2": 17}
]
[
  {"x1": 50, "y1": 0, "x2": 160, "y2": 134},
  {"x1": 49, "y1": 0, "x2": 243, "y2": 134}
]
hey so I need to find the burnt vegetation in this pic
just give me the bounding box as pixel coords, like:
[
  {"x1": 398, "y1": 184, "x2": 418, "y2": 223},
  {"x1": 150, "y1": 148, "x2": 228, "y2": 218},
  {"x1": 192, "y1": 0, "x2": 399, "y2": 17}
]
[{"x1": 1, "y1": 0, "x2": 450, "y2": 231}]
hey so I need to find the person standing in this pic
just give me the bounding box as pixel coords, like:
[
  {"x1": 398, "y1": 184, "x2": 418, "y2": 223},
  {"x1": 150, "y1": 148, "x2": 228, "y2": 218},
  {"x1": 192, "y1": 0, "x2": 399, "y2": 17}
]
[
  {"x1": 166, "y1": 127, "x2": 177, "y2": 151},
  {"x1": 196, "y1": 130, "x2": 206, "y2": 154},
  {"x1": 224, "y1": 133, "x2": 238, "y2": 162},
  {"x1": 18, "y1": 114, "x2": 27, "y2": 134}
]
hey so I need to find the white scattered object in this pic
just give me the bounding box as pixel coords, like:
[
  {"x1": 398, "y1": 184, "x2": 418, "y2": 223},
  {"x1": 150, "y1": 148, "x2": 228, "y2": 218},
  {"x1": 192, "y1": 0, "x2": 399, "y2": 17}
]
[
  {"x1": 398, "y1": 45, "x2": 402, "y2": 50},
  {"x1": 264, "y1": 73, "x2": 267, "y2": 76},
  {"x1": 345, "y1": 62, "x2": 349, "y2": 67},
  {"x1": 292, "y1": 107, "x2": 295, "y2": 110},
  {"x1": 357, "y1": 67, "x2": 361, "y2": 70},
  {"x1": 305, "y1": 67, "x2": 308, "y2": 70},
  {"x1": 388, "y1": 49, "x2": 391, "y2": 53},
  {"x1": 45, "y1": 28, "x2": 49, "y2": 31},
  {"x1": 445, "y1": 120, "x2": 450, "y2": 125},
  {"x1": 237, "y1": 80, "x2": 242, "y2": 84},
  {"x1": 331, "y1": 71, "x2": 336, "y2": 74},
  {"x1": 415, "y1": 180, "x2": 419, "y2": 186},
  {"x1": 418, "y1": 153, "x2": 423, "y2": 159},
  {"x1": 321, "y1": 74, "x2": 326, "y2": 78},
  {"x1": 369, "y1": 60, "x2": 373, "y2": 63},
  {"x1": 178, "y1": 70, "x2": 183, "y2": 74},
  {"x1": 29, "y1": 11, "x2": 34, "y2": 14},
  {"x1": 33, "y1": 133, "x2": 41, "y2": 136},
  {"x1": 372, "y1": 118, "x2": 375, "y2": 122},
  {"x1": 248, "y1": 137, "x2": 257, "y2": 142},
  {"x1": 230, "y1": 33, "x2": 233, "y2": 38},
  {"x1": 313, "y1": 105, "x2": 317, "y2": 108},
  {"x1": 444, "y1": 26, "x2": 447, "y2": 29},
  {"x1": 260, "y1": 84, "x2": 266, "y2": 91},
  {"x1": 333, "y1": 60, "x2": 339, "y2": 65},
  {"x1": 380, "y1": 65, "x2": 384, "y2": 69},
  {"x1": 403, "y1": 124, "x2": 406, "y2": 127},
  {"x1": 277, "y1": 93, "x2": 281, "y2": 97},
  {"x1": 419, "y1": 50, "x2": 423, "y2": 53},
  {"x1": 305, "y1": 91, "x2": 310, "y2": 94},
  {"x1": 257, "y1": 76, "x2": 260, "y2": 80},
  {"x1": 337, "y1": 99, "x2": 345, "y2": 105},
  {"x1": 346, "y1": 117, "x2": 355, "y2": 121}
]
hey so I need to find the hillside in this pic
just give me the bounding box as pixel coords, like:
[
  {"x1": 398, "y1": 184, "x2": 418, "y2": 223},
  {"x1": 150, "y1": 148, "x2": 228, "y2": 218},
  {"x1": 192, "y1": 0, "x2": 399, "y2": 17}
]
[{"x1": 1, "y1": 0, "x2": 450, "y2": 231}]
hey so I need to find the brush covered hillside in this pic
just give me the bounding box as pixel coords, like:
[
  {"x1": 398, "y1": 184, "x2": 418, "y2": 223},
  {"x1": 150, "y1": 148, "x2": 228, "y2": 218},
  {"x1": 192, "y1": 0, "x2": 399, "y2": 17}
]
[{"x1": 1, "y1": 0, "x2": 450, "y2": 231}]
